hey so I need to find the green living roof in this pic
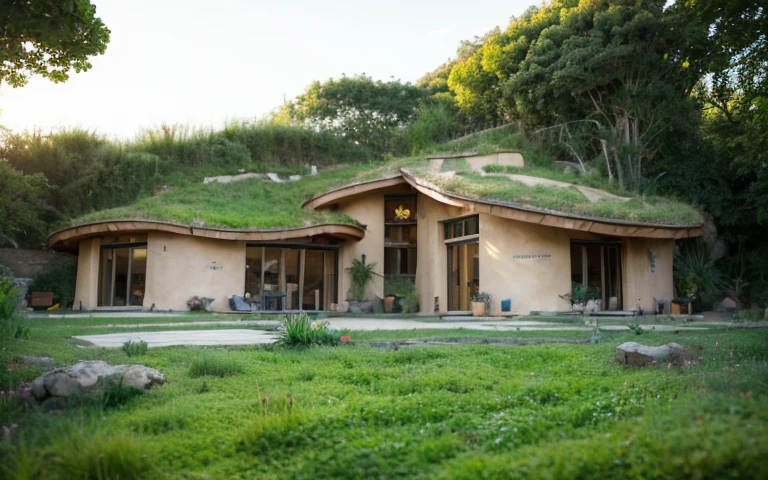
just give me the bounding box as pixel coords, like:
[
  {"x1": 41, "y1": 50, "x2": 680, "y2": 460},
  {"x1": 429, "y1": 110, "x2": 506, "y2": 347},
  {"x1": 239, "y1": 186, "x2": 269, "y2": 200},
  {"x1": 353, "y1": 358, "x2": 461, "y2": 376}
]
[
  {"x1": 68, "y1": 155, "x2": 700, "y2": 232},
  {"x1": 406, "y1": 169, "x2": 702, "y2": 227}
]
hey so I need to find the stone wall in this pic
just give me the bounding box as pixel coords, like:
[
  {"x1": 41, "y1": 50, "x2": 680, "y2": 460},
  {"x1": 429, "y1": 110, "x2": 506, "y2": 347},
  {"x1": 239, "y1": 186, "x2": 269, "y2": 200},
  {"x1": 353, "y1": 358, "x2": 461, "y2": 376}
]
[{"x1": 0, "y1": 248, "x2": 77, "y2": 279}]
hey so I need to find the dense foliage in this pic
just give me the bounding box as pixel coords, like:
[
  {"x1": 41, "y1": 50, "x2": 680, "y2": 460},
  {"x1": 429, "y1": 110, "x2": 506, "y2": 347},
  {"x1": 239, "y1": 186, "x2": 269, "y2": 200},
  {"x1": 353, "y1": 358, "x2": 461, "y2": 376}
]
[{"x1": 0, "y1": 0, "x2": 110, "y2": 87}]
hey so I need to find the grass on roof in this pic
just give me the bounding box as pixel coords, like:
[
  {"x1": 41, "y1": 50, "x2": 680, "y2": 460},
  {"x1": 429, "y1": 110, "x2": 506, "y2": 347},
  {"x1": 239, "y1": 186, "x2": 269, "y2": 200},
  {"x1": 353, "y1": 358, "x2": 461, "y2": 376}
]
[
  {"x1": 73, "y1": 164, "x2": 383, "y2": 230},
  {"x1": 68, "y1": 124, "x2": 701, "y2": 229},
  {"x1": 416, "y1": 171, "x2": 702, "y2": 226}
]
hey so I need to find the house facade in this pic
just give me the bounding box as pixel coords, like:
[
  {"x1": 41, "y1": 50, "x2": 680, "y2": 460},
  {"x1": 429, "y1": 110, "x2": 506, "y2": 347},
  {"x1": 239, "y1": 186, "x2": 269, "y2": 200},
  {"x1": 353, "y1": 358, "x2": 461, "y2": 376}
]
[{"x1": 49, "y1": 169, "x2": 701, "y2": 315}]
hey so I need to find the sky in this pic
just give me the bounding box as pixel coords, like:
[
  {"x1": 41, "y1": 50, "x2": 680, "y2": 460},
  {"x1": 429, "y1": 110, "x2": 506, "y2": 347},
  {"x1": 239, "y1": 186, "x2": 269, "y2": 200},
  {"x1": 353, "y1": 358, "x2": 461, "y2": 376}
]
[{"x1": 0, "y1": 0, "x2": 533, "y2": 140}]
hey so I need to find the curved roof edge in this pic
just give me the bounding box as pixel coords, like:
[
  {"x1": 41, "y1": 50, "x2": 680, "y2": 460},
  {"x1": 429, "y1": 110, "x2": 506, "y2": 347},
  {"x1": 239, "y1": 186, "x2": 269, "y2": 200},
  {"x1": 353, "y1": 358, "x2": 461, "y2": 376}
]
[
  {"x1": 400, "y1": 170, "x2": 701, "y2": 239},
  {"x1": 48, "y1": 219, "x2": 365, "y2": 251},
  {"x1": 302, "y1": 175, "x2": 407, "y2": 210}
]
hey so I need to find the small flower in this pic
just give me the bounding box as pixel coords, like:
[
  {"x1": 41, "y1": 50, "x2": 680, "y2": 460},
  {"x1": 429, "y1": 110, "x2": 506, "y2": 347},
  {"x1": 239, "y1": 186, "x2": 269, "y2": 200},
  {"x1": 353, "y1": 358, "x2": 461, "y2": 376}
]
[{"x1": 340, "y1": 335, "x2": 351, "y2": 343}]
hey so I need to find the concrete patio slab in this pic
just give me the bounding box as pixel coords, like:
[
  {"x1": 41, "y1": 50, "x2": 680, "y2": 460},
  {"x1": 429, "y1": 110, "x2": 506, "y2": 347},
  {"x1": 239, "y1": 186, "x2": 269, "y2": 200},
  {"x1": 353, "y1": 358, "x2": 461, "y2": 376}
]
[{"x1": 74, "y1": 329, "x2": 279, "y2": 348}]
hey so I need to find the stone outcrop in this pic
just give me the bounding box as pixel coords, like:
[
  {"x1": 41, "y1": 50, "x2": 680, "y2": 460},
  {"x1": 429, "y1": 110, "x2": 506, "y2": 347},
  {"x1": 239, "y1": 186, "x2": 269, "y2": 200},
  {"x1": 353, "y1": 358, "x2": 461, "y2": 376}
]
[
  {"x1": 30, "y1": 360, "x2": 166, "y2": 401},
  {"x1": 615, "y1": 342, "x2": 685, "y2": 367}
]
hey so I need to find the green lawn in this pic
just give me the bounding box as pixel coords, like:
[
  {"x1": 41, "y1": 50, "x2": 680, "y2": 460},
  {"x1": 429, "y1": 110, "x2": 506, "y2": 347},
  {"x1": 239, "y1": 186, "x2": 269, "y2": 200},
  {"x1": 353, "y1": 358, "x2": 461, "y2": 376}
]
[{"x1": 1, "y1": 317, "x2": 767, "y2": 479}]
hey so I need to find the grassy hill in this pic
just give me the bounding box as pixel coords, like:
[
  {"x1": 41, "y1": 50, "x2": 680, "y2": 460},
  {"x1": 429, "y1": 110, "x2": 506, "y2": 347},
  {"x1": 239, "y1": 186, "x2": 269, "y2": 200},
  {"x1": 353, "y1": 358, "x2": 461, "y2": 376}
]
[{"x1": 68, "y1": 126, "x2": 701, "y2": 231}]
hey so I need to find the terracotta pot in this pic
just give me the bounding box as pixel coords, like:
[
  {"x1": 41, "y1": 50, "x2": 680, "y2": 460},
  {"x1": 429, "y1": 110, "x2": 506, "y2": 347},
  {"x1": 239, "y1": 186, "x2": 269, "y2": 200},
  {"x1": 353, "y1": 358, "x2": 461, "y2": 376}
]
[
  {"x1": 671, "y1": 302, "x2": 681, "y2": 315},
  {"x1": 383, "y1": 296, "x2": 395, "y2": 314},
  {"x1": 471, "y1": 301, "x2": 486, "y2": 317}
]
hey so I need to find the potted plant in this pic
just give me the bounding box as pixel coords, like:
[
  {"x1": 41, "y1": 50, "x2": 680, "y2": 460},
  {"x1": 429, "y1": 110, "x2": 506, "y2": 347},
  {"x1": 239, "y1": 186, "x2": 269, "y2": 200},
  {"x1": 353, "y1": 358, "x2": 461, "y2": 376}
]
[
  {"x1": 470, "y1": 291, "x2": 492, "y2": 317},
  {"x1": 346, "y1": 257, "x2": 377, "y2": 312}
]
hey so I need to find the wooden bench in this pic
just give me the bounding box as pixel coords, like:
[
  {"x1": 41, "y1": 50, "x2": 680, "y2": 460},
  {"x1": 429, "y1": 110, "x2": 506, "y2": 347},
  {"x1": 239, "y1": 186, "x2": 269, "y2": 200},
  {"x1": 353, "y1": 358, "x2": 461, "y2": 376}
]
[{"x1": 30, "y1": 292, "x2": 54, "y2": 308}]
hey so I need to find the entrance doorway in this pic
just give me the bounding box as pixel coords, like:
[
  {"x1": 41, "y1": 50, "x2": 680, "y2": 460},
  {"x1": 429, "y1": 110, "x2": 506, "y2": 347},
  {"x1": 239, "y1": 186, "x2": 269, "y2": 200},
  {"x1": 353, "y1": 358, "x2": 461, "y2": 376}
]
[
  {"x1": 569, "y1": 241, "x2": 622, "y2": 310},
  {"x1": 447, "y1": 241, "x2": 479, "y2": 311},
  {"x1": 245, "y1": 245, "x2": 337, "y2": 311},
  {"x1": 98, "y1": 243, "x2": 147, "y2": 307}
]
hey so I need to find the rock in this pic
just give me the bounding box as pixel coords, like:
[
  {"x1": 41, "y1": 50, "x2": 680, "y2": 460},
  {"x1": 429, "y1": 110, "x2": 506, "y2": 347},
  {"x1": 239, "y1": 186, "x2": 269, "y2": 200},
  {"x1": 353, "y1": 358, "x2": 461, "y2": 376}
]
[
  {"x1": 288, "y1": 175, "x2": 302, "y2": 182},
  {"x1": 30, "y1": 360, "x2": 166, "y2": 401},
  {"x1": 348, "y1": 301, "x2": 373, "y2": 314},
  {"x1": 265, "y1": 173, "x2": 283, "y2": 183},
  {"x1": 121, "y1": 365, "x2": 167, "y2": 390},
  {"x1": 203, "y1": 172, "x2": 263, "y2": 184},
  {"x1": 21, "y1": 356, "x2": 54, "y2": 367},
  {"x1": 585, "y1": 299, "x2": 597, "y2": 312},
  {"x1": 615, "y1": 342, "x2": 685, "y2": 367},
  {"x1": 310, "y1": 165, "x2": 317, "y2": 175},
  {"x1": 718, "y1": 297, "x2": 737, "y2": 311},
  {"x1": 330, "y1": 301, "x2": 349, "y2": 313}
]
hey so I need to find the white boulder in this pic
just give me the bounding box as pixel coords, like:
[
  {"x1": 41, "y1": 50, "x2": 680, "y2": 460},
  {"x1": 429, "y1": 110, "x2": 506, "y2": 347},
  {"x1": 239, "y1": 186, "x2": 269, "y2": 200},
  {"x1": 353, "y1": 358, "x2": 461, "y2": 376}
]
[{"x1": 30, "y1": 360, "x2": 166, "y2": 401}]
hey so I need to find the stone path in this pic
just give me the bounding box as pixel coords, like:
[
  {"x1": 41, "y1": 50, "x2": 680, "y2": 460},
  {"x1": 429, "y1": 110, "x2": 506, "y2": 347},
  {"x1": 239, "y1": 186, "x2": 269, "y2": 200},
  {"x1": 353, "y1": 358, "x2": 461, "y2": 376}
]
[{"x1": 73, "y1": 318, "x2": 710, "y2": 348}]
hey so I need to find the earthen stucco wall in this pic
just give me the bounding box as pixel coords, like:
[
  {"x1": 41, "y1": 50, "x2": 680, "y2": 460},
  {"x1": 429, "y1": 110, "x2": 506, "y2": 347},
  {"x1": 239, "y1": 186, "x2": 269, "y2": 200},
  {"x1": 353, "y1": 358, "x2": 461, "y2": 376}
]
[
  {"x1": 479, "y1": 214, "x2": 572, "y2": 314},
  {"x1": 337, "y1": 196, "x2": 386, "y2": 301},
  {"x1": 73, "y1": 238, "x2": 101, "y2": 310},
  {"x1": 143, "y1": 232, "x2": 246, "y2": 312},
  {"x1": 622, "y1": 238, "x2": 675, "y2": 313},
  {"x1": 416, "y1": 195, "x2": 466, "y2": 314}
]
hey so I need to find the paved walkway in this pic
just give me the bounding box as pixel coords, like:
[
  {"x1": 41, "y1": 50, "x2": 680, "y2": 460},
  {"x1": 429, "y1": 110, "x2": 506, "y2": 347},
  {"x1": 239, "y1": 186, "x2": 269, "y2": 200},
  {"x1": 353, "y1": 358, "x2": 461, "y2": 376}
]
[
  {"x1": 74, "y1": 329, "x2": 279, "y2": 348},
  {"x1": 73, "y1": 318, "x2": 710, "y2": 348}
]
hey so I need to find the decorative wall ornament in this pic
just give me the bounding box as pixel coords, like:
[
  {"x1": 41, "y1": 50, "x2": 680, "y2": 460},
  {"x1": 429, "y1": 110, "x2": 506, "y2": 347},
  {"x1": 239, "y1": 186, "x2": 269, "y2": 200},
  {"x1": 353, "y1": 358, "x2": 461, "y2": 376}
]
[
  {"x1": 395, "y1": 204, "x2": 411, "y2": 220},
  {"x1": 648, "y1": 250, "x2": 656, "y2": 273}
]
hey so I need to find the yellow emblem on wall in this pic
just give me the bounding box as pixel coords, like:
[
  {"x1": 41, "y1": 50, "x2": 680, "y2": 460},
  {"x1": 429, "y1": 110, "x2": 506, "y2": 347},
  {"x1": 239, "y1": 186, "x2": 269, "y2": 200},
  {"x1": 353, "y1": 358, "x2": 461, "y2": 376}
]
[{"x1": 395, "y1": 204, "x2": 411, "y2": 220}]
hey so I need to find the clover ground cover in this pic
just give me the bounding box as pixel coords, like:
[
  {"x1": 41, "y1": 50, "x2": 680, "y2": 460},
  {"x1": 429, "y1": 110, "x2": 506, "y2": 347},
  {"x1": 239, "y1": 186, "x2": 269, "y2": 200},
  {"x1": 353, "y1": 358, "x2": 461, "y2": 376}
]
[{"x1": 1, "y1": 319, "x2": 767, "y2": 479}]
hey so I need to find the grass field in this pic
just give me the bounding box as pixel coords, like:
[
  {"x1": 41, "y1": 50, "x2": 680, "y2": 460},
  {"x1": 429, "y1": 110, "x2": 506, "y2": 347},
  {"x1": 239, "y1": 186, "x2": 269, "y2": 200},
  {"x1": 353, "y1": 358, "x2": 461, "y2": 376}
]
[{"x1": 1, "y1": 316, "x2": 767, "y2": 479}]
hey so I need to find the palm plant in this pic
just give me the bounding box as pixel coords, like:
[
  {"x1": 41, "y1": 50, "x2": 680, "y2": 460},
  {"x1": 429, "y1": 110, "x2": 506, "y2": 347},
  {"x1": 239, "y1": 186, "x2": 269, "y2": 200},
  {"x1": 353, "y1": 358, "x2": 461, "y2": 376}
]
[{"x1": 346, "y1": 257, "x2": 377, "y2": 302}]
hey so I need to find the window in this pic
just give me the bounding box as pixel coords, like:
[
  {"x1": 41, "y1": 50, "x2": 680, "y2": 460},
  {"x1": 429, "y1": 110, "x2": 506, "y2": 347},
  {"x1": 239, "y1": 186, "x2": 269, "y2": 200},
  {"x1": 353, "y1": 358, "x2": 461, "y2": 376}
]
[
  {"x1": 443, "y1": 215, "x2": 479, "y2": 240},
  {"x1": 98, "y1": 243, "x2": 147, "y2": 307},
  {"x1": 384, "y1": 194, "x2": 417, "y2": 276}
]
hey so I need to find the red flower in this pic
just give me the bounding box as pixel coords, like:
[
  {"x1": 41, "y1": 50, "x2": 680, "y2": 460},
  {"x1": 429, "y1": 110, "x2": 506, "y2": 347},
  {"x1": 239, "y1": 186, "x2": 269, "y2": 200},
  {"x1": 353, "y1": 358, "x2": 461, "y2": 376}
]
[{"x1": 340, "y1": 336, "x2": 351, "y2": 343}]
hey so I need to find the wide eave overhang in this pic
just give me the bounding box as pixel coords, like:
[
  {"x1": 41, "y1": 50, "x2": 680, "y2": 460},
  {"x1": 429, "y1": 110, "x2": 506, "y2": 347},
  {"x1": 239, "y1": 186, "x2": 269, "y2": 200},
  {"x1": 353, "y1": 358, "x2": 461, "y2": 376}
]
[
  {"x1": 48, "y1": 219, "x2": 366, "y2": 252},
  {"x1": 305, "y1": 170, "x2": 702, "y2": 240}
]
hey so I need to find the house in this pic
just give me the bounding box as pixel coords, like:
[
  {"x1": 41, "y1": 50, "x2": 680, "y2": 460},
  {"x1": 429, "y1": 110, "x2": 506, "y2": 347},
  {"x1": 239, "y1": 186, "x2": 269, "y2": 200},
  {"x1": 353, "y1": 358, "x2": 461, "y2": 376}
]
[{"x1": 48, "y1": 153, "x2": 701, "y2": 315}]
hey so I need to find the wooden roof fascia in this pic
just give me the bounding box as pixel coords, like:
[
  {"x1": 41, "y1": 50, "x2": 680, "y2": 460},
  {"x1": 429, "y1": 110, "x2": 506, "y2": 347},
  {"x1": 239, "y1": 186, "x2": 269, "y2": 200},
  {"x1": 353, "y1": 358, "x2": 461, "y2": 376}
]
[
  {"x1": 48, "y1": 220, "x2": 365, "y2": 251},
  {"x1": 302, "y1": 175, "x2": 407, "y2": 210},
  {"x1": 399, "y1": 170, "x2": 702, "y2": 239}
]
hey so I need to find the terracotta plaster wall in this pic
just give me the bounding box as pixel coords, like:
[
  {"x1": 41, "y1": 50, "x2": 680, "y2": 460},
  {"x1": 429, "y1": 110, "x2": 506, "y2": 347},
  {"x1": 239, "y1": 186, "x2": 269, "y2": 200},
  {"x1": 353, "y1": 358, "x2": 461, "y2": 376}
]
[
  {"x1": 337, "y1": 196, "x2": 385, "y2": 301},
  {"x1": 73, "y1": 238, "x2": 100, "y2": 310},
  {"x1": 143, "y1": 232, "x2": 246, "y2": 312},
  {"x1": 479, "y1": 214, "x2": 572, "y2": 314},
  {"x1": 622, "y1": 238, "x2": 674, "y2": 312}
]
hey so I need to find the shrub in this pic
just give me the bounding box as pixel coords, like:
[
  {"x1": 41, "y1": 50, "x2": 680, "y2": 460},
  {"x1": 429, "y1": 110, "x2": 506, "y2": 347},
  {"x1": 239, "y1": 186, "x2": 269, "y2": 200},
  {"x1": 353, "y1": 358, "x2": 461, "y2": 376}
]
[
  {"x1": 398, "y1": 284, "x2": 420, "y2": 314},
  {"x1": 278, "y1": 313, "x2": 347, "y2": 347},
  {"x1": 122, "y1": 340, "x2": 149, "y2": 357},
  {"x1": 188, "y1": 353, "x2": 244, "y2": 378},
  {"x1": 737, "y1": 309, "x2": 764, "y2": 322},
  {"x1": 28, "y1": 264, "x2": 77, "y2": 306}
]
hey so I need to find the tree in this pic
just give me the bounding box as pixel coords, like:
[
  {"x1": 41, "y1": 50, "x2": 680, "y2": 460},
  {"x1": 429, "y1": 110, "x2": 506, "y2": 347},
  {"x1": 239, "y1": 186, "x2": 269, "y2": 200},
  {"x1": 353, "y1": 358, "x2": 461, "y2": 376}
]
[
  {"x1": 0, "y1": 0, "x2": 110, "y2": 87},
  {"x1": 278, "y1": 74, "x2": 425, "y2": 155},
  {"x1": 0, "y1": 159, "x2": 48, "y2": 247}
]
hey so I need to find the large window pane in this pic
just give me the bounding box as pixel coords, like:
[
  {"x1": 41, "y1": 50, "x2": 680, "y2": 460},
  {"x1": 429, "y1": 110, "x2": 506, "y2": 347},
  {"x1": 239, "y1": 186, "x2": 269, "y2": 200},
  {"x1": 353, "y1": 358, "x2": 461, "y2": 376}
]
[
  {"x1": 129, "y1": 248, "x2": 146, "y2": 306},
  {"x1": 303, "y1": 250, "x2": 324, "y2": 310}
]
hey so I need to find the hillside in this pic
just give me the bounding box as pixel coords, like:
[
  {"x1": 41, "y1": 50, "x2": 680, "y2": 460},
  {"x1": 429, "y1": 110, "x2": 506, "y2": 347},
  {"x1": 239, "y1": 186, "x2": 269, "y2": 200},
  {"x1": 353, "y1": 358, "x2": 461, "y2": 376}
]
[{"x1": 67, "y1": 126, "x2": 701, "y2": 231}]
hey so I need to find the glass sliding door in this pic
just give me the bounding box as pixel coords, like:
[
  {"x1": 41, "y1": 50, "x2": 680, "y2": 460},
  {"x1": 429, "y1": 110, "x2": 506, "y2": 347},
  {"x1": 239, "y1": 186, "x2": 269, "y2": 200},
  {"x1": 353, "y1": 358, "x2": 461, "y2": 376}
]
[
  {"x1": 246, "y1": 245, "x2": 337, "y2": 311},
  {"x1": 303, "y1": 249, "x2": 324, "y2": 311},
  {"x1": 447, "y1": 241, "x2": 480, "y2": 311},
  {"x1": 570, "y1": 241, "x2": 623, "y2": 310},
  {"x1": 98, "y1": 243, "x2": 147, "y2": 307}
]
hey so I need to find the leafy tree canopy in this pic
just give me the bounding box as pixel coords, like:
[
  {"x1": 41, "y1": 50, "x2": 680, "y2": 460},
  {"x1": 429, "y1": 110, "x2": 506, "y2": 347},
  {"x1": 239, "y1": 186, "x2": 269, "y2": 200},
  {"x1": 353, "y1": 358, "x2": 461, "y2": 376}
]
[
  {"x1": 277, "y1": 74, "x2": 425, "y2": 154},
  {"x1": 0, "y1": 0, "x2": 110, "y2": 87}
]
